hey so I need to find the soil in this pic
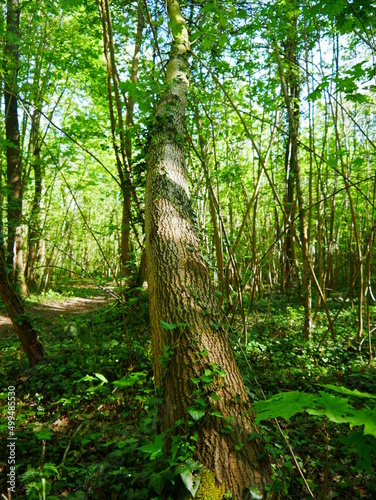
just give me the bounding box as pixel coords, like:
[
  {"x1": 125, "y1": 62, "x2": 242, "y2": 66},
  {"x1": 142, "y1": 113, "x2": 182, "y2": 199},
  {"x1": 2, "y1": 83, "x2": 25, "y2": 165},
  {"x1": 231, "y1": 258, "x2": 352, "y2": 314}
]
[{"x1": 0, "y1": 295, "x2": 112, "y2": 339}]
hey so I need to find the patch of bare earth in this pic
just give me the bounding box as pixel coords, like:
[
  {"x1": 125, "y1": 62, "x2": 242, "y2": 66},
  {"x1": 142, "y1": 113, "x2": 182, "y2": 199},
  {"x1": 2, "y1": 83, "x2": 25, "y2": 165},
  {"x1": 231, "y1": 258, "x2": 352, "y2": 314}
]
[{"x1": 0, "y1": 295, "x2": 112, "y2": 339}]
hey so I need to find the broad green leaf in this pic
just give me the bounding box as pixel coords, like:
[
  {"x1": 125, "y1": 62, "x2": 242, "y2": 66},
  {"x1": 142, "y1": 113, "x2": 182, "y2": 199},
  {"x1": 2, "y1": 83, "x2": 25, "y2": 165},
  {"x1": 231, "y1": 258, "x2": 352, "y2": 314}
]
[
  {"x1": 195, "y1": 397, "x2": 207, "y2": 407},
  {"x1": 350, "y1": 408, "x2": 376, "y2": 438},
  {"x1": 254, "y1": 391, "x2": 316, "y2": 423},
  {"x1": 307, "y1": 391, "x2": 355, "y2": 424},
  {"x1": 344, "y1": 431, "x2": 375, "y2": 471},
  {"x1": 210, "y1": 410, "x2": 223, "y2": 418},
  {"x1": 321, "y1": 384, "x2": 376, "y2": 400}
]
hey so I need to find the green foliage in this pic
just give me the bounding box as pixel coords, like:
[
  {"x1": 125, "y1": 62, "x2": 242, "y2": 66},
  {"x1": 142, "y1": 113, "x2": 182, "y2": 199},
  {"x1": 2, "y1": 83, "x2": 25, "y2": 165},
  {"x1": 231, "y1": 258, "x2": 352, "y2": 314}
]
[
  {"x1": 21, "y1": 463, "x2": 60, "y2": 500},
  {"x1": 254, "y1": 387, "x2": 376, "y2": 436},
  {"x1": 235, "y1": 296, "x2": 376, "y2": 498}
]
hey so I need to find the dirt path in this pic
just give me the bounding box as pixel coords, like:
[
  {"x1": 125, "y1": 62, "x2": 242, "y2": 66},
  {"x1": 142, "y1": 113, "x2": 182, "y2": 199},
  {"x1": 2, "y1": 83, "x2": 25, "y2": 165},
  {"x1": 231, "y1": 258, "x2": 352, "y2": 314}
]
[{"x1": 0, "y1": 295, "x2": 112, "y2": 339}]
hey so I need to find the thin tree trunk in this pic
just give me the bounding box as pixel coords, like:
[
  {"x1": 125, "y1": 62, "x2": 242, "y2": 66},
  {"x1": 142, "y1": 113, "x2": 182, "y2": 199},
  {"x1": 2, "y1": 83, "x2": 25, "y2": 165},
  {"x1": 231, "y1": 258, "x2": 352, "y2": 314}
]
[
  {"x1": 193, "y1": 103, "x2": 224, "y2": 300},
  {"x1": 275, "y1": 31, "x2": 312, "y2": 339},
  {"x1": 4, "y1": 0, "x2": 27, "y2": 296},
  {"x1": 25, "y1": 111, "x2": 43, "y2": 289},
  {"x1": 145, "y1": 1, "x2": 270, "y2": 496},
  {"x1": 98, "y1": 0, "x2": 143, "y2": 277},
  {"x1": 122, "y1": 0, "x2": 144, "y2": 277}
]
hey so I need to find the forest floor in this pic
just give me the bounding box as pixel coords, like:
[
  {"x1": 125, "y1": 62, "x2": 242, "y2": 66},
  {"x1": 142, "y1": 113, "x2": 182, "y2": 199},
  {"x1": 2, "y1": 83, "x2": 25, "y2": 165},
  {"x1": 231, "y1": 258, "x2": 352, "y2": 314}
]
[
  {"x1": 1, "y1": 285, "x2": 376, "y2": 499},
  {"x1": 0, "y1": 294, "x2": 112, "y2": 339}
]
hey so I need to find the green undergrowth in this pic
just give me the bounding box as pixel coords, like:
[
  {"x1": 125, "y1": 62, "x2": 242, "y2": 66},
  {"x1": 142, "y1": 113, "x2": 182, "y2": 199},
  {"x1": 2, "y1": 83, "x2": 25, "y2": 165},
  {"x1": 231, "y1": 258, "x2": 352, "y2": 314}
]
[
  {"x1": 0, "y1": 288, "x2": 375, "y2": 498},
  {"x1": 234, "y1": 293, "x2": 376, "y2": 499}
]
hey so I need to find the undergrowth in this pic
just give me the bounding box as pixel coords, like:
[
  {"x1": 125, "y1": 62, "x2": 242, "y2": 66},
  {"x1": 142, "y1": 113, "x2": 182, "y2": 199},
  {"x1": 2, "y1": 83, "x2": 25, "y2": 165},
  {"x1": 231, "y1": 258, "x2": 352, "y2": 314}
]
[{"x1": 0, "y1": 287, "x2": 375, "y2": 499}]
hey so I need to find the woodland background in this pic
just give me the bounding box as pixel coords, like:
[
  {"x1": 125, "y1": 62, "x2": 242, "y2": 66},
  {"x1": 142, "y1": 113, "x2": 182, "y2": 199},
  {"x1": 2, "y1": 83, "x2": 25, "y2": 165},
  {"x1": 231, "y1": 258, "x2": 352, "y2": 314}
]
[{"x1": 1, "y1": 0, "x2": 376, "y2": 498}]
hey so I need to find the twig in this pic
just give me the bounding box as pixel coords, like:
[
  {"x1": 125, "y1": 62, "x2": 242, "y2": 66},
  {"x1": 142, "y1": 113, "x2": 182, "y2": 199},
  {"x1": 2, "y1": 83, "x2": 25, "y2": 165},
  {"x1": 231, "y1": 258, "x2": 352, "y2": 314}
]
[{"x1": 60, "y1": 423, "x2": 85, "y2": 466}]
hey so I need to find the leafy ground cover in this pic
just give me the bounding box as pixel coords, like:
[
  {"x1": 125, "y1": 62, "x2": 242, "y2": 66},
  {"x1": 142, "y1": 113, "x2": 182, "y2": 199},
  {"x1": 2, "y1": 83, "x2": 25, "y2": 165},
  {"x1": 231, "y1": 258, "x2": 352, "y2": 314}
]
[{"x1": 1, "y1": 288, "x2": 375, "y2": 499}]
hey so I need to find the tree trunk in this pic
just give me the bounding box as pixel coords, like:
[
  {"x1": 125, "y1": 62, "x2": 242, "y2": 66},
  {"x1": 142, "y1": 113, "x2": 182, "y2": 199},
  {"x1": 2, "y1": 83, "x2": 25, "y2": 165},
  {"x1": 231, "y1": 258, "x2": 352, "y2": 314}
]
[
  {"x1": 275, "y1": 22, "x2": 312, "y2": 339},
  {"x1": 282, "y1": 134, "x2": 297, "y2": 292},
  {"x1": 99, "y1": 0, "x2": 144, "y2": 278},
  {"x1": 0, "y1": 244, "x2": 44, "y2": 367},
  {"x1": 25, "y1": 111, "x2": 43, "y2": 290},
  {"x1": 145, "y1": 1, "x2": 270, "y2": 497},
  {"x1": 4, "y1": 0, "x2": 27, "y2": 296}
]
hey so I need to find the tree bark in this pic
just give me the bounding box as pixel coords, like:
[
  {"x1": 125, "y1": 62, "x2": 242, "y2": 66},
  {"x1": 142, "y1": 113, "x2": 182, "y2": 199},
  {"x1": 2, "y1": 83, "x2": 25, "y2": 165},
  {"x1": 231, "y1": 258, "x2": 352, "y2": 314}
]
[
  {"x1": 145, "y1": 1, "x2": 270, "y2": 497},
  {"x1": 0, "y1": 243, "x2": 44, "y2": 367},
  {"x1": 4, "y1": 0, "x2": 27, "y2": 296}
]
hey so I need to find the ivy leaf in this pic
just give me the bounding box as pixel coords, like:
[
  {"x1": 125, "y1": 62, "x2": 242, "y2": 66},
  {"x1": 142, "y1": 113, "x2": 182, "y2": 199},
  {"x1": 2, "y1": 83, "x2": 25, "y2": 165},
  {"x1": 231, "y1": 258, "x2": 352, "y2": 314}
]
[
  {"x1": 187, "y1": 406, "x2": 206, "y2": 421},
  {"x1": 245, "y1": 486, "x2": 263, "y2": 499},
  {"x1": 149, "y1": 472, "x2": 168, "y2": 495},
  {"x1": 138, "y1": 434, "x2": 164, "y2": 460},
  {"x1": 179, "y1": 459, "x2": 200, "y2": 497},
  {"x1": 160, "y1": 320, "x2": 177, "y2": 330}
]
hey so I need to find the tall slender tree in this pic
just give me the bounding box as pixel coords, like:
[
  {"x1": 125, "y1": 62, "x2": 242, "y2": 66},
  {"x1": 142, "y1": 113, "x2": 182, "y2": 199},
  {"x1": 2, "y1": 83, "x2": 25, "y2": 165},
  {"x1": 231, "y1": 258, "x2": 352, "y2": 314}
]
[
  {"x1": 145, "y1": 0, "x2": 270, "y2": 496},
  {"x1": 4, "y1": 0, "x2": 27, "y2": 295}
]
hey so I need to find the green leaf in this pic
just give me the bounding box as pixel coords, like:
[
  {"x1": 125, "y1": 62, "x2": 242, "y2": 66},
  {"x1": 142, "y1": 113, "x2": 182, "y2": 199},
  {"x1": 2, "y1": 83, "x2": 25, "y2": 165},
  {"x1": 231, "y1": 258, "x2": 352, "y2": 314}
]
[
  {"x1": 350, "y1": 408, "x2": 376, "y2": 438},
  {"x1": 195, "y1": 397, "x2": 207, "y2": 407},
  {"x1": 35, "y1": 428, "x2": 53, "y2": 440},
  {"x1": 210, "y1": 410, "x2": 223, "y2": 418},
  {"x1": 321, "y1": 384, "x2": 376, "y2": 400},
  {"x1": 43, "y1": 463, "x2": 59, "y2": 477},
  {"x1": 94, "y1": 373, "x2": 108, "y2": 384},
  {"x1": 210, "y1": 392, "x2": 221, "y2": 401},
  {"x1": 112, "y1": 371, "x2": 146, "y2": 387},
  {"x1": 187, "y1": 406, "x2": 206, "y2": 421},
  {"x1": 254, "y1": 391, "x2": 316, "y2": 423},
  {"x1": 245, "y1": 486, "x2": 263, "y2": 499},
  {"x1": 344, "y1": 431, "x2": 376, "y2": 471},
  {"x1": 180, "y1": 459, "x2": 200, "y2": 497},
  {"x1": 307, "y1": 391, "x2": 355, "y2": 424},
  {"x1": 190, "y1": 377, "x2": 201, "y2": 385},
  {"x1": 160, "y1": 320, "x2": 177, "y2": 330},
  {"x1": 149, "y1": 472, "x2": 167, "y2": 495},
  {"x1": 138, "y1": 434, "x2": 164, "y2": 460}
]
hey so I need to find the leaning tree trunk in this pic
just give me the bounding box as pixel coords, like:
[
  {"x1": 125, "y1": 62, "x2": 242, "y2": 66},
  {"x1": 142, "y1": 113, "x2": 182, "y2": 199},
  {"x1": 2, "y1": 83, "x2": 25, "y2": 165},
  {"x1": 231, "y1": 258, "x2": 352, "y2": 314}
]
[
  {"x1": 0, "y1": 244, "x2": 44, "y2": 367},
  {"x1": 4, "y1": 0, "x2": 27, "y2": 296},
  {"x1": 145, "y1": 1, "x2": 270, "y2": 497}
]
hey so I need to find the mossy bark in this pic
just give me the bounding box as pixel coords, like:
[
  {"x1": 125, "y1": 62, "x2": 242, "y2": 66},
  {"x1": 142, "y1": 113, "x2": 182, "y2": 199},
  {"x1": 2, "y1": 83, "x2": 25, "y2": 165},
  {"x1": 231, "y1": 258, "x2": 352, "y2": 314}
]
[{"x1": 145, "y1": 0, "x2": 270, "y2": 497}]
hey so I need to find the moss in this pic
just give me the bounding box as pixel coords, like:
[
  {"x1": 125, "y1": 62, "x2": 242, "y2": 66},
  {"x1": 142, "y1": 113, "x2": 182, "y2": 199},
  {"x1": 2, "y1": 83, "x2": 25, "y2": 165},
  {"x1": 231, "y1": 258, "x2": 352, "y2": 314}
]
[{"x1": 195, "y1": 469, "x2": 226, "y2": 500}]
